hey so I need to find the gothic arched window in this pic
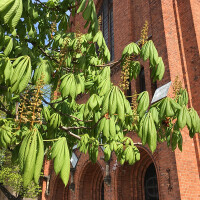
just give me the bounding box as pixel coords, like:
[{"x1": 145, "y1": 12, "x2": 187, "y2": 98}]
[{"x1": 144, "y1": 163, "x2": 159, "y2": 200}]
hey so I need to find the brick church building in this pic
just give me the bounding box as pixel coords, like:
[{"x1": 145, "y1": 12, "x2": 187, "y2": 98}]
[{"x1": 41, "y1": 0, "x2": 200, "y2": 199}]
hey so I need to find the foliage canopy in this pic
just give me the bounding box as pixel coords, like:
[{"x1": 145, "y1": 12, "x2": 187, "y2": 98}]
[{"x1": 0, "y1": 0, "x2": 199, "y2": 195}]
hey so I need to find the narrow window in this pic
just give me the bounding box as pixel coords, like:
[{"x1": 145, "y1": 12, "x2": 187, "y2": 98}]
[
  {"x1": 150, "y1": 68, "x2": 157, "y2": 97},
  {"x1": 139, "y1": 67, "x2": 146, "y2": 92},
  {"x1": 101, "y1": 181, "x2": 104, "y2": 200},
  {"x1": 151, "y1": 80, "x2": 157, "y2": 97},
  {"x1": 98, "y1": 0, "x2": 114, "y2": 60},
  {"x1": 127, "y1": 79, "x2": 132, "y2": 104}
]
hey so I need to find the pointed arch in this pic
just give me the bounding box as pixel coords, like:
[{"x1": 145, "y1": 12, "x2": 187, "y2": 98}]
[
  {"x1": 78, "y1": 161, "x2": 104, "y2": 200},
  {"x1": 116, "y1": 145, "x2": 160, "y2": 200}
]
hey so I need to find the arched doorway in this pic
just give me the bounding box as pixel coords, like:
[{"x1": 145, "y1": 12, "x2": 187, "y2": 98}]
[
  {"x1": 79, "y1": 162, "x2": 104, "y2": 200},
  {"x1": 117, "y1": 146, "x2": 159, "y2": 200}
]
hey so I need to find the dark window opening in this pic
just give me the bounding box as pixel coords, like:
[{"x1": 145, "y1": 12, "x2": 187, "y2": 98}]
[
  {"x1": 144, "y1": 163, "x2": 159, "y2": 200},
  {"x1": 101, "y1": 181, "x2": 104, "y2": 200},
  {"x1": 150, "y1": 68, "x2": 157, "y2": 98},
  {"x1": 151, "y1": 81, "x2": 157, "y2": 98},
  {"x1": 139, "y1": 67, "x2": 146, "y2": 92},
  {"x1": 127, "y1": 80, "x2": 132, "y2": 104},
  {"x1": 98, "y1": 0, "x2": 114, "y2": 60}
]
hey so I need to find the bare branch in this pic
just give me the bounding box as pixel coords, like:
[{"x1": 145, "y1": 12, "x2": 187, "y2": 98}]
[
  {"x1": 38, "y1": 47, "x2": 59, "y2": 64},
  {"x1": 60, "y1": 126, "x2": 88, "y2": 131},
  {"x1": 60, "y1": 127, "x2": 81, "y2": 140},
  {"x1": 42, "y1": 96, "x2": 68, "y2": 105},
  {"x1": 59, "y1": 127, "x2": 143, "y2": 147},
  {"x1": 135, "y1": 142, "x2": 143, "y2": 145},
  {"x1": 96, "y1": 59, "x2": 121, "y2": 68},
  {"x1": 98, "y1": 142, "x2": 142, "y2": 146}
]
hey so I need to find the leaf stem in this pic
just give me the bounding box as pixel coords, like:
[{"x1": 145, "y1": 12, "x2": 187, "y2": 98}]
[{"x1": 43, "y1": 138, "x2": 59, "y2": 142}]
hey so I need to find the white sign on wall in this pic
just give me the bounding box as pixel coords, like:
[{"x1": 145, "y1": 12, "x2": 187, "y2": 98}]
[{"x1": 151, "y1": 82, "x2": 171, "y2": 104}]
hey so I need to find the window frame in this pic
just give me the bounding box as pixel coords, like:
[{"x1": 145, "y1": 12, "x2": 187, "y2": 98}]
[{"x1": 98, "y1": 0, "x2": 114, "y2": 61}]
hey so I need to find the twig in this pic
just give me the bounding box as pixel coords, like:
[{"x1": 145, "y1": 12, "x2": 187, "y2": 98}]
[
  {"x1": 35, "y1": 0, "x2": 49, "y2": 9},
  {"x1": 60, "y1": 126, "x2": 88, "y2": 131},
  {"x1": 96, "y1": 59, "x2": 121, "y2": 68},
  {"x1": 42, "y1": 96, "x2": 68, "y2": 105},
  {"x1": 43, "y1": 138, "x2": 59, "y2": 142},
  {"x1": 38, "y1": 47, "x2": 59, "y2": 64},
  {"x1": 60, "y1": 115, "x2": 104, "y2": 131},
  {"x1": 24, "y1": 39, "x2": 59, "y2": 64},
  {"x1": 59, "y1": 127, "x2": 81, "y2": 140},
  {"x1": 49, "y1": 126, "x2": 143, "y2": 147},
  {"x1": 0, "y1": 101, "x2": 7, "y2": 111},
  {"x1": 0, "y1": 101, "x2": 15, "y2": 118},
  {"x1": 98, "y1": 142, "x2": 142, "y2": 146},
  {"x1": 35, "y1": 0, "x2": 79, "y2": 12}
]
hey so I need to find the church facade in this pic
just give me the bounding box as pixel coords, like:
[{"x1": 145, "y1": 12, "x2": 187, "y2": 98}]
[{"x1": 41, "y1": 0, "x2": 200, "y2": 199}]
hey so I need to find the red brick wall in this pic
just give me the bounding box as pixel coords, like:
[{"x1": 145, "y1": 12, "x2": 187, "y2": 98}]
[
  {"x1": 41, "y1": 0, "x2": 200, "y2": 199},
  {"x1": 158, "y1": 1, "x2": 200, "y2": 199},
  {"x1": 42, "y1": 135, "x2": 183, "y2": 200}
]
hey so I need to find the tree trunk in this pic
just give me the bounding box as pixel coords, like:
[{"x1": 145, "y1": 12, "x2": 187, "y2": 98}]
[{"x1": 0, "y1": 184, "x2": 23, "y2": 200}]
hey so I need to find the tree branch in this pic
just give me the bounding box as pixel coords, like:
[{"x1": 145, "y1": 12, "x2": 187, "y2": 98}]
[
  {"x1": 0, "y1": 183, "x2": 22, "y2": 200},
  {"x1": 42, "y1": 96, "x2": 68, "y2": 105},
  {"x1": 96, "y1": 59, "x2": 121, "y2": 68},
  {"x1": 0, "y1": 101, "x2": 15, "y2": 118},
  {"x1": 35, "y1": 0, "x2": 79, "y2": 12},
  {"x1": 35, "y1": 0, "x2": 48, "y2": 8},
  {"x1": 0, "y1": 101, "x2": 7, "y2": 112},
  {"x1": 0, "y1": 85, "x2": 8, "y2": 91},
  {"x1": 37, "y1": 47, "x2": 59, "y2": 64},
  {"x1": 59, "y1": 127, "x2": 81, "y2": 140},
  {"x1": 58, "y1": 115, "x2": 104, "y2": 132},
  {"x1": 60, "y1": 126, "x2": 88, "y2": 131},
  {"x1": 98, "y1": 142, "x2": 142, "y2": 146},
  {"x1": 24, "y1": 39, "x2": 60, "y2": 64},
  {"x1": 59, "y1": 127, "x2": 143, "y2": 147}
]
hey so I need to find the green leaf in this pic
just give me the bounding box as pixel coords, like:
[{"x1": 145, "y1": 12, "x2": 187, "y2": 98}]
[
  {"x1": 33, "y1": 59, "x2": 52, "y2": 85},
  {"x1": 77, "y1": 0, "x2": 86, "y2": 13},
  {"x1": 23, "y1": 130, "x2": 37, "y2": 187},
  {"x1": 129, "y1": 61, "x2": 141, "y2": 80},
  {"x1": 140, "y1": 41, "x2": 150, "y2": 61},
  {"x1": 178, "y1": 133, "x2": 183, "y2": 152},
  {"x1": 82, "y1": 0, "x2": 92, "y2": 21},
  {"x1": 122, "y1": 42, "x2": 140, "y2": 56},
  {"x1": 4, "y1": 36, "x2": 13, "y2": 56},
  {"x1": 0, "y1": 0, "x2": 15, "y2": 13},
  {"x1": 34, "y1": 132, "x2": 44, "y2": 183},
  {"x1": 171, "y1": 131, "x2": 178, "y2": 151},
  {"x1": 60, "y1": 139, "x2": 70, "y2": 186},
  {"x1": 51, "y1": 137, "x2": 70, "y2": 186},
  {"x1": 9, "y1": 0, "x2": 23, "y2": 28},
  {"x1": 11, "y1": 56, "x2": 31, "y2": 93}
]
